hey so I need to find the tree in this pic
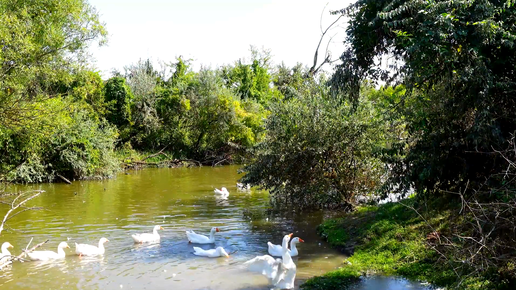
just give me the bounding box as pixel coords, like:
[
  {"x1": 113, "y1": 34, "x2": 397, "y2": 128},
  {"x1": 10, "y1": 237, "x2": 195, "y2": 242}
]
[
  {"x1": 124, "y1": 59, "x2": 161, "y2": 144},
  {"x1": 0, "y1": 0, "x2": 107, "y2": 129},
  {"x1": 241, "y1": 84, "x2": 391, "y2": 210},
  {"x1": 103, "y1": 77, "x2": 134, "y2": 142},
  {"x1": 333, "y1": 0, "x2": 516, "y2": 196},
  {"x1": 221, "y1": 48, "x2": 279, "y2": 105}
]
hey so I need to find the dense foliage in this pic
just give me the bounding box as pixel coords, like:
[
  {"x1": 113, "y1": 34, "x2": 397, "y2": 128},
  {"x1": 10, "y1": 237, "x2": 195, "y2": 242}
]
[
  {"x1": 0, "y1": 0, "x2": 118, "y2": 182},
  {"x1": 332, "y1": 0, "x2": 516, "y2": 197},
  {"x1": 241, "y1": 83, "x2": 402, "y2": 210}
]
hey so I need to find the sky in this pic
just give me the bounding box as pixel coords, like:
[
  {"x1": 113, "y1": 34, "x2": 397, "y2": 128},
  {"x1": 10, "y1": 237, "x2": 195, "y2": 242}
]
[{"x1": 87, "y1": 0, "x2": 352, "y2": 78}]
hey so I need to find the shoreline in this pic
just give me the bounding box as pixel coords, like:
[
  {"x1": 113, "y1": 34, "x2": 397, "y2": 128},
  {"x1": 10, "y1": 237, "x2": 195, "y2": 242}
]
[{"x1": 300, "y1": 198, "x2": 492, "y2": 290}]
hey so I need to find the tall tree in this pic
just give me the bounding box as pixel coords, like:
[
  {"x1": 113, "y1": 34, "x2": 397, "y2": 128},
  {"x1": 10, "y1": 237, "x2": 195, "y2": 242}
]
[
  {"x1": 333, "y1": 0, "x2": 516, "y2": 195},
  {"x1": 0, "y1": 0, "x2": 107, "y2": 129}
]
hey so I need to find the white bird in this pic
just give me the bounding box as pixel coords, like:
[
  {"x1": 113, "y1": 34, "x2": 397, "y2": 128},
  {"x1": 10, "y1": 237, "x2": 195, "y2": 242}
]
[
  {"x1": 268, "y1": 236, "x2": 304, "y2": 257},
  {"x1": 0, "y1": 242, "x2": 13, "y2": 259},
  {"x1": 186, "y1": 227, "x2": 219, "y2": 244},
  {"x1": 193, "y1": 246, "x2": 229, "y2": 258},
  {"x1": 26, "y1": 242, "x2": 70, "y2": 261},
  {"x1": 236, "y1": 183, "x2": 251, "y2": 191},
  {"x1": 0, "y1": 242, "x2": 14, "y2": 265},
  {"x1": 214, "y1": 187, "x2": 229, "y2": 196},
  {"x1": 245, "y1": 233, "x2": 297, "y2": 289},
  {"x1": 75, "y1": 237, "x2": 109, "y2": 256},
  {"x1": 132, "y1": 225, "x2": 163, "y2": 243},
  {"x1": 244, "y1": 255, "x2": 282, "y2": 280}
]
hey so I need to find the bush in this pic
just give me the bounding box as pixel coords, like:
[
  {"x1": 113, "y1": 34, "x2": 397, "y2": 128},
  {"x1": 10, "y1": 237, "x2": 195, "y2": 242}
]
[
  {"x1": 3, "y1": 101, "x2": 119, "y2": 183},
  {"x1": 241, "y1": 84, "x2": 391, "y2": 210}
]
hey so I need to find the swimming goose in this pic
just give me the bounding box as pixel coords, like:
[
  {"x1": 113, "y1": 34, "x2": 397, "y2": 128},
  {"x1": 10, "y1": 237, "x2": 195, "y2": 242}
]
[
  {"x1": 268, "y1": 236, "x2": 304, "y2": 257},
  {"x1": 132, "y1": 225, "x2": 163, "y2": 243},
  {"x1": 26, "y1": 242, "x2": 70, "y2": 261},
  {"x1": 193, "y1": 246, "x2": 229, "y2": 258},
  {"x1": 214, "y1": 187, "x2": 229, "y2": 196},
  {"x1": 75, "y1": 237, "x2": 109, "y2": 256},
  {"x1": 245, "y1": 233, "x2": 297, "y2": 289},
  {"x1": 236, "y1": 183, "x2": 251, "y2": 191},
  {"x1": 186, "y1": 227, "x2": 219, "y2": 244},
  {"x1": 0, "y1": 242, "x2": 13, "y2": 265},
  {"x1": 0, "y1": 242, "x2": 13, "y2": 259}
]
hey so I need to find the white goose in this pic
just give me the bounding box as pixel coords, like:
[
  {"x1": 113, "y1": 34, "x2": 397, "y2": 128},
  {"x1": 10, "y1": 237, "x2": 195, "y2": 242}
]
[
  {"x1": 236, "y1": 183, "x2": 251, "y2": 191},
  {"x1": 132, "y1": 225, "x2": 163, "y2": 243},
  {"x1": 0, "y1": 242, "x2": 14, "y2": 265},
  {"x1": 275, "y1": 235, "x2": 297, "y2": 290},
  {"x1": 186, "y1": 227, "x2": 219, "y2": 244},
  {"x1": 75, "y1": 237, "x2": 109, "y2": 256},
  {"x1": 245, "y1": 233, "x2": 297, "y2": 289},
  {"x1": 26, "y1": 242, "x2": 70, "y2": 261},
  {"x1": 214, "y1": 187, "x2": 229, "y2": 197},
  {"x1": 268, "y1": 236, "x2": 304, "y2": 257},
  {"x1": 193, "y1": 246, "x2": 229, "y2": 258},
  {"x1": 0, "y1": 242, "x2": 13, "y2": 259}
]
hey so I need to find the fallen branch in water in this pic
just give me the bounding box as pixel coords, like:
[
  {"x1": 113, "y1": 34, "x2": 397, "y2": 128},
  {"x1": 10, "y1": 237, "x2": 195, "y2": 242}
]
[
  {"x1": 56, "y1": 174, "x2": 72, "y2": 184},
  {"x1": 0, "y1": 190, "x2": 44, "y2": 236},
  {"x1": 127, "y1": 158, "x2": 202, "y2": 168},
  {"x1": 141, "y1": 146, "x2": 169, "y2": 161}
]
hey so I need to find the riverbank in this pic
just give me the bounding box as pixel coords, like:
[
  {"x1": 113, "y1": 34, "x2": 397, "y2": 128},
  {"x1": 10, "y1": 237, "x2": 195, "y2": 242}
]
[{"x1": 301, "y1": 198, "x2": 505, "y2": 290}]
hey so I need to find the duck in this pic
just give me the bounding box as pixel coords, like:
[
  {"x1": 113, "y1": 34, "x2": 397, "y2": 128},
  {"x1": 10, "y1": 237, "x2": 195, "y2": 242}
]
[
  {"x1": 193, "y1": 246, "x2": 229, "y2": 258},
  {"x1": 268, "y1": 236, "x2": 304, "y2": 257},
  {"x1": 275, "y1": 236, "x2": 297, "y2": 290},
  {"x1": 244, "y1": 255, "x2": 282, "y2": 280},
  {"x1": 245, "y1": 233, "x2": 297, "y2": 289},
  {"x1": 186, "y1": 227, "x2": 219, "y2": 244},
  {"x1": 236, "y1": 183, "x2": 251, "y2": 191},
  {"x1": 26, "y1": 242, "x2": 70, "y2": 261},
  {"x1": 132, "y1": 225, "x2": 163, "y2": 243},
  {"x1": 75, "y1": 237, "x2": 109, "y2": 256},
  {"x1": 214, "y1": 187, "x2": 229, "y2": 196},
  {"x1": 0, "y1": 242, "x2": 13, "y2": 259},
  {"x1": 0, "y1": 242, "x2": 14, "y2": 266}
]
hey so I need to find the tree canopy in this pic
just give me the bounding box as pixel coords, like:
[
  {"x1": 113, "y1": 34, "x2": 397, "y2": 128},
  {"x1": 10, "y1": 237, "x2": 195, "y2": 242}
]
[{"x1": 332, "y1": 0, "x2": 516, "y2": 196}]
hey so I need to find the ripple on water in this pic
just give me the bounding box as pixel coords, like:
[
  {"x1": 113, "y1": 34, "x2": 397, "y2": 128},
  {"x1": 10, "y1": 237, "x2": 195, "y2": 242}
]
[{"x1": 2, "y1": 166, "x2": 433, "y2": 290}]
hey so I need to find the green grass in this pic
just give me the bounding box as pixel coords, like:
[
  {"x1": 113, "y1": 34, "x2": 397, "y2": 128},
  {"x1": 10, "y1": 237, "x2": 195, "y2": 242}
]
[{"x1": 301, "y1": 198, "x2": 493, "y2": 290}]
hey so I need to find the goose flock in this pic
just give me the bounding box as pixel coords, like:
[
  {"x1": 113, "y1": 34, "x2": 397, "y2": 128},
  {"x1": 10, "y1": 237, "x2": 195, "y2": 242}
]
[{"x1": 0, "y1": 185, "x2": 304, "y2": 289}]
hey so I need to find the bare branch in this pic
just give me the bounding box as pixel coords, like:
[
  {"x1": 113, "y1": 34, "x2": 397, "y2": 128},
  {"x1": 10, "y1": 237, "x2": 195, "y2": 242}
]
[
  {"x1": 308, "y1": 10, "x2": 344, "y2": 76},
  {"x1": 0, "y1": 190, "x2": 44, "y2": 235}
]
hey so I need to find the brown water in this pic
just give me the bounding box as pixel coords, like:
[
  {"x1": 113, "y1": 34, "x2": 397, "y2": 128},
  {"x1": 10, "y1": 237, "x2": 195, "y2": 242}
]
[{"x1": 0, "y1": 166, "x2": 433, "y2": 290}]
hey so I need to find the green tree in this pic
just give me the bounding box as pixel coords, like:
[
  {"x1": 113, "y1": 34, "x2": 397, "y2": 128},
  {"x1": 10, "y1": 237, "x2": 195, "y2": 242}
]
[
  {"x1": 221, "y1": 48, "x2": 280, "y2": 105},
  {"x1": 241, "y1": 85, "x2": 390, "y2": 210},
  {"x1": 333, "y1": 0, "x2": 516, "y2": 196},
  {"x1": 0, "y1": 0, "x2": 107, "y2": 129},
  {"x1": 103, "y1": 77, "x2": 134, "y2": 142},
  {"x1": 124, "y1": 59, "x2": 161, "y2": 145}
]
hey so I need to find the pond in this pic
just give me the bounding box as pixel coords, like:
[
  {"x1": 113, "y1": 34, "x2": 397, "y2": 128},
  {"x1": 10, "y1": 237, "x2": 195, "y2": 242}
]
[{"x1": 0, "y1": 166, "x2": 432, "y2": 290}]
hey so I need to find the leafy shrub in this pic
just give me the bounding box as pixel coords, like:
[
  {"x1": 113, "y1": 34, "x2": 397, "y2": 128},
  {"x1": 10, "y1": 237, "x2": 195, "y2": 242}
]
[{"x1": 241, "y1": 85, "x2": 391, "y2": 210}]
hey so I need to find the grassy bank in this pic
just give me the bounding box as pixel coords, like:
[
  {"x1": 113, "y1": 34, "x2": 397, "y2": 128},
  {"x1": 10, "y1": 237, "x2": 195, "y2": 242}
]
[{"x1": 301, "y1": 198, "x2": 503, "y2": 290}]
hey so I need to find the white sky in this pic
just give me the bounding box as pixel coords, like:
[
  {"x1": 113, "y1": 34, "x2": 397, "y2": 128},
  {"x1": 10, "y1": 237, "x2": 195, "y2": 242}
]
[{"x1": 87, "y1": 0, "x2": 351, "y2": 78}]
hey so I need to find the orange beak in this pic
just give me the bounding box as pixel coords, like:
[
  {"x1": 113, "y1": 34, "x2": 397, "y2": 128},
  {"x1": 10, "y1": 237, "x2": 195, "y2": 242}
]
[
  {"x1": 299, "y1": 238, "x2": 305, "y2": 243},
  {"x1": 106, "y1": 239, "x2": 110, "y2": 242},
  {"x1": 288, "y1": 233, "x2": 293, "y2": 238},
  {"x1": 216, "y1": 228, "x2": 220, "y2": 232},
  {"x1": 160, "y1": 226, "x2": 164, "y2": 230}
]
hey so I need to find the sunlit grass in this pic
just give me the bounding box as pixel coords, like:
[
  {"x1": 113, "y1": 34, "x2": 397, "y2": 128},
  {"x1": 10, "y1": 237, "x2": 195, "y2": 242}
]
[{"x1": 302, "y1": 198, "x2": 491, "y2": 290}]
